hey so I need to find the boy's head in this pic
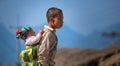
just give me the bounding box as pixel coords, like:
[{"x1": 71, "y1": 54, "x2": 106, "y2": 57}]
[
  {"x1": 16, "y1": 26, "x2": 35, "y2": 40},
  {"x1": 46, "y1": 7, "x2": 64, "y2": 29}
]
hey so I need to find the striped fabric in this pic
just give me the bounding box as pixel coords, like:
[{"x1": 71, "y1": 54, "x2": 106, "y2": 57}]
[
  {"x1": 25, "y1": 33, "x2": 41, "y2": 46},
  {"x1": 20, "y1": 44, "x2": 39, "y2": 66},
  {"x1": 38, "y1": 25, "x2": 58, "y2": 66}
]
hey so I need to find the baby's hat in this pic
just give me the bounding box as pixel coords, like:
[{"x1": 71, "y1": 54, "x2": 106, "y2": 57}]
[{"x1": 16, "y1": 26, "x2": 31, "y2": 40}]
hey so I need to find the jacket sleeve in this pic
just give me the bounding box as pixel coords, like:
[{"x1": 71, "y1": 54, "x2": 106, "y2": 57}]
[
  {"x1": 38, "y1": 32, "x2": 54, "y2": 66},
  {"x1": 25, "y1": 33, "x2": 41, "y2": 46}
]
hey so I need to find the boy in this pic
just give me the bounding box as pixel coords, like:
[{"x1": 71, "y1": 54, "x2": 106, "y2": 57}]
[{"x1": 38, "y1": 7, "x2": 63, "y2": 66}]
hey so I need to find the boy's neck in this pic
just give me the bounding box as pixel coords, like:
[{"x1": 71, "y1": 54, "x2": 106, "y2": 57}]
[{"x1": 48, "y1": 23, "x2": 56, "y2": 30}]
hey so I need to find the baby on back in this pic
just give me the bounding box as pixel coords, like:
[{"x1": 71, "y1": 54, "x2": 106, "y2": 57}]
[{"x1": 16, "y1": 26, "x2": 44, "y2": 49}]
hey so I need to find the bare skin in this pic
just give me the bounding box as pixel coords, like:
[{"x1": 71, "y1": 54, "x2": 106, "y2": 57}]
[{"x1": 48, "y1": 13, "x2": 64, "y2": 29}]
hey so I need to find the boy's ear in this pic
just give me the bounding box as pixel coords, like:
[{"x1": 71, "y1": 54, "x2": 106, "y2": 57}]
[{"x1": 49, "y1": 17, "x2": 54, "y2": 22}]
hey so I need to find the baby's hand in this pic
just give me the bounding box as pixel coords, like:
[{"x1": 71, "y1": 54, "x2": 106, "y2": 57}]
[
  {"x1": 39, "y1": 29, "x2": 44, "y2": 36},
  {"x1": 26, "y1": 46, "x2": 30, "y2": 49}
]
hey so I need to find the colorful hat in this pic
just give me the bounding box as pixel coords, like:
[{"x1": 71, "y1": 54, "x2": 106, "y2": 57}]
[{"x1": 16, "y1": 26, "x2": 31, "y2": 40}]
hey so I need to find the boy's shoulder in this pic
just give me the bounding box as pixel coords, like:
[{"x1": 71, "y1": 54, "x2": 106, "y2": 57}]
[
  {"x1": 43, "y1": 28, "x2": 56, "y2": 37},
  {"x1": 42, "y1": 25, "x2": 57, "y2": 39}
]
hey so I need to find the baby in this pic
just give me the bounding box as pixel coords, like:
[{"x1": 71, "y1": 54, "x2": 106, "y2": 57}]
[{"x1": 16, "y1": 26, "x2": 44, "y2": 49}]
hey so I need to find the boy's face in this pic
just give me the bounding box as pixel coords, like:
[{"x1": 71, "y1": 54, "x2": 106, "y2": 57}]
[{"x1": 51, "y1": 13, "x2": 63, "y2": 29}]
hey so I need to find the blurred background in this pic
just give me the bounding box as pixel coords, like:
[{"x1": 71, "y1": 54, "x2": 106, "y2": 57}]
[{"x1": 0, "y1": 0, "x2": 120, "y2": 66}]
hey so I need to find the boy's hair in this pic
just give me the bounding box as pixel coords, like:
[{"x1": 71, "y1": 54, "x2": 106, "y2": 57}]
[{"x1": 46, "y1": 7, "x2": 62, "y2": 22}]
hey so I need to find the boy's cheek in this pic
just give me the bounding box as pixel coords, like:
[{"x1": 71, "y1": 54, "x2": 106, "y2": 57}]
[{"x1": 57, "y1": 23, "x2": 62, "y2": 28}]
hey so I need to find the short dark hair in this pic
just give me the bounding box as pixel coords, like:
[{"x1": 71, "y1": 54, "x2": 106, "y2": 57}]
[{"x1": 46, "y1": 7, "x2": 62, "y2": 22}]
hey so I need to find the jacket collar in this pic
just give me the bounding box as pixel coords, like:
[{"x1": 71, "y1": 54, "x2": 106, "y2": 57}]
[{"x1": 44, "y1": 25, "x2": 55, "y2": 31}]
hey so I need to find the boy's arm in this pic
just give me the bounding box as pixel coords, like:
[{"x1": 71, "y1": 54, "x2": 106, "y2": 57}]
[{"x1": 38, "y1": 32, "x2": 54, "y2": 66}]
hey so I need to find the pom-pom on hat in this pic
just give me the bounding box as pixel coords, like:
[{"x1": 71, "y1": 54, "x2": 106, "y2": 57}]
[
  {"x1": 16, "y1": 26, "x2": 31, "y2": 40},
  {"x1": 16, "y1": 29, "x2": 21, "y2": 38}
]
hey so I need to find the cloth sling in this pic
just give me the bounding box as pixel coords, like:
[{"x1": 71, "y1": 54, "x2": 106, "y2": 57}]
[
  {"x1": 20, "y1": 44, "x2": 40, "y2": 66},
  {"x1": 20, "y1": 44, "x2": 39, "y2": 62}
]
